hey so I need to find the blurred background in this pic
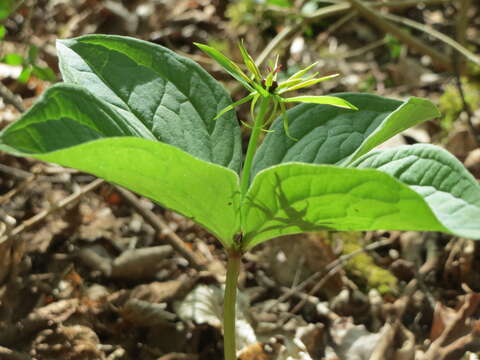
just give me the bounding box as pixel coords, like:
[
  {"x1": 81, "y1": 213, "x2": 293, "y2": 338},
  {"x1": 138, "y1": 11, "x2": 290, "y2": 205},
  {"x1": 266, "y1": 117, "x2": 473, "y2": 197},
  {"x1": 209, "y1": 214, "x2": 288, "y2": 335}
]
[{"x1": 1, "y1": 1, "x2": 480, "y2": 359}]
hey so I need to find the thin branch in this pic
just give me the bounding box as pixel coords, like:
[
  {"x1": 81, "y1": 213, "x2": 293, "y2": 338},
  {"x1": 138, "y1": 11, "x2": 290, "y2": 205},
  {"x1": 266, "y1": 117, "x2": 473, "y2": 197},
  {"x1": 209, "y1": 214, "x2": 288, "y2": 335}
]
[
  {"x1": 290, "y1": 236, "x2": 394, "y2": 314},
  {"x1": 453, "y1": 55, "x2": 480, "y2": 147},
  {"x1": 382, "y1": 12, "x2": 480, "y2": 66},
  {"x1": 0, "y1": 82, "x2": 25, "y2": 113},
  {"x1": 255, "y1": 0, "x2": 452, "y2": 70},
  {"x1": 0, "y1": 178, "x2": 104, "y2": 244},
  {"x1": 264, "y1": 236, "x2": 394, "y2": 313},
  {"x1": 0, "y1": 346, "x2": 30, "y2": 360},
  {"x1": 346, "y1": 0, "x2": 453, "y2": 71},
  {"x1": 113, "y1": 186, "x2": 206, "y2": 271}
]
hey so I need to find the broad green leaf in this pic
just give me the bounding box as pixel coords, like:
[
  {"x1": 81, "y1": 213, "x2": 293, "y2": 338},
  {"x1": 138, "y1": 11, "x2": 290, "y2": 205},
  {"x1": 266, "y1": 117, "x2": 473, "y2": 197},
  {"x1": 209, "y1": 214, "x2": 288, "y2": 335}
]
[
  {"x1": 283, "y1": 95, "x2": 358, "y2": 110},
  {"x1": 57, "y1": 35, "x2": 242, "y2": 172},
  {"x1": 252, "y1": 93, "x2": 439, "y2": 178},
  {"x1": 242, "y1": 163, "x2": 452, "y2": 249},
  {"x1": 0, "y1": 26, "x2": 6, "y2": 40},
  {"x1": 351, "y1": 144, "x2": 480, "y2": 240},
  {"x1": 0, "y1": 84, "x2": 240, "y2": 247}
]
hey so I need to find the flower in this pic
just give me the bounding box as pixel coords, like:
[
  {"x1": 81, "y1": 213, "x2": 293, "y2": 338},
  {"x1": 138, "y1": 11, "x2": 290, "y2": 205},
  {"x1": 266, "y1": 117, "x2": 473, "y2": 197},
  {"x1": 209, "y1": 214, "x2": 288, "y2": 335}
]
[{"x1": 195, "y1": 41, "x2": 357, "y2": 139}]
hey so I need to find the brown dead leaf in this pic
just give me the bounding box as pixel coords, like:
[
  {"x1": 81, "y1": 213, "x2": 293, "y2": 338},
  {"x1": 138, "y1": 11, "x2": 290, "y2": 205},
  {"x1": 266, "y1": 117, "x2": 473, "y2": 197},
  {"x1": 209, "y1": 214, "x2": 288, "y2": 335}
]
[
  {"x1": 111, "y1": 245, "x2": 173, "y2": 280},
  {"x1": 424, "y1": 293, "x2": 480, "y2": 360},
  {"x1": 445, "y1": 126, "x2": 478, "y2": 161},
  {"x1": 464, "y1": 148, "x2": 480, "y2": 179},
  {"x1": 330, "y1": 317, "x2": 382, "y2": 360},
  {"x1": 30, "y1": 324, "x2": 104, "y2": 360},
  {"x1": 237, "y1": 338, "x2": 283, "y2": 360},
  {"x1": 261, "y1": 233, "x2": 343, "y2": 297},
  {"x1": 129, "y1": 273, "x2": 197, "y2": 303}
]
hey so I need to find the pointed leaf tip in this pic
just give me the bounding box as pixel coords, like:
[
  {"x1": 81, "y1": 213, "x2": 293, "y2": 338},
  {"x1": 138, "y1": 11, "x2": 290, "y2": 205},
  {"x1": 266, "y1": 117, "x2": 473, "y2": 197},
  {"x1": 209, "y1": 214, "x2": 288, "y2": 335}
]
[{"x1": 283, "y1": 95, "x2": 358, "y2": 110}]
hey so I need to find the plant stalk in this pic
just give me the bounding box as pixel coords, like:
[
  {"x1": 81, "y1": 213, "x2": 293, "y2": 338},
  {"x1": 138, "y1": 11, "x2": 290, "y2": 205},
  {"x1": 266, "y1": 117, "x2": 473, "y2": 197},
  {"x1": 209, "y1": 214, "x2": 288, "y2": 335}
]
[
  {"x1": 224, "y1": 95, "x2": 269, "y2": 359},
  {"x1": 240, "y1": 96, "x2": 270, "y2": 198},
  {"x1": 223, "y1": 250, "x2": 241, "y2": 360}
]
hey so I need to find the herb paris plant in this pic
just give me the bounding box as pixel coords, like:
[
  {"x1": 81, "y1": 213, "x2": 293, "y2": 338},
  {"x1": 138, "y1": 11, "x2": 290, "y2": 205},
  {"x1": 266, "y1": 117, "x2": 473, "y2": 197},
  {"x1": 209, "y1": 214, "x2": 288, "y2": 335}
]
[{"x1": 1, "y1": 35, "x2": 480, "y2": 360}]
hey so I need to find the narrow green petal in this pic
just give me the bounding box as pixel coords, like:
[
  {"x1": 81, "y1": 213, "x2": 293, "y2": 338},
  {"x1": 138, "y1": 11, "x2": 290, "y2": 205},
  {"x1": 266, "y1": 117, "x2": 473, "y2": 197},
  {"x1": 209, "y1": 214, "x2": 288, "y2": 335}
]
[
  {"x1": 283, "y1": 95, "x2": 358, "y2": 110},
  {"x1": 214, "y1": 93, "x2": 256, "y2": 120},
  {"x1": 280, "y1": 100, "x2": 297, "y2": 141},
  {"x1": 279, "y1": 74, "x2": 339, "y2": 93},
  {"x1": 286, "y1": 61, "x2": 319, "y2": 81},
  {"x1": 238, "y1": 40, "x2": 261, "y2": 81},
  {"x1": 250, "y1": 93, "x2": 260, "y2": 123},
  {"x1": 194, "y1": 43, "x2": 254, "y2": 91},
  {"x1": 277, "y1": 78, "x2": 304, "y2": 90},
  {"x1": 264, "y1": 99, "x2": 279, "y2": 128}
]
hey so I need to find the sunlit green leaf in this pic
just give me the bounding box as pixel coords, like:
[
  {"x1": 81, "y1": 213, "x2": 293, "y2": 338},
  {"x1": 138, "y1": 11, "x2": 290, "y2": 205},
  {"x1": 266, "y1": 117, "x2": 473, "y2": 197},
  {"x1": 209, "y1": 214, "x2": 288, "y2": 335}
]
[
  {"x1": 0, "y1": 84, "x2": 241, "y2": 247},
  {"x1": 57, "y1": 35, "x2": 242, "y2": 172},
  {"x1": 3, "y1": 53, "x2": 24, "y2": 66},
  {"x1": 351, "y1": 144, "x2": 480, "y2": 240},
  {"x1": 252, "y1": 94, "x2": 439, "y2": 178},
  {"x1": 17, "y1": 66, "x2": 31, "y2": 83},
  {"x1": 283, "y1": 95, "x2": 358, "y2": 109},
  {"x1": 242, "y1": 163, "x2": 461, "y2": 249}
]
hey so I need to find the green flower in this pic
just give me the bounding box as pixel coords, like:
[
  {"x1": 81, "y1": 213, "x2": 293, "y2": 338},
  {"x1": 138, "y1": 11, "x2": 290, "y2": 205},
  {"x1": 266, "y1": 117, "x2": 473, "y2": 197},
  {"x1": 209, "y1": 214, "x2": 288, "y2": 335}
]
[{"x1": 195, "y1": 41, "x2": 357, "y2": 139}]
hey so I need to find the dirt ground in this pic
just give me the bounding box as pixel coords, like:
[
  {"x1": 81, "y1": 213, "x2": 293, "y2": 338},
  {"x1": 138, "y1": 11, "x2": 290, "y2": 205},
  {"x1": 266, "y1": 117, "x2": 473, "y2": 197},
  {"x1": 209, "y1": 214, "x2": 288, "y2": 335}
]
[{"x1": 1, "y1": 1, "x2": 480, "y2": 359}]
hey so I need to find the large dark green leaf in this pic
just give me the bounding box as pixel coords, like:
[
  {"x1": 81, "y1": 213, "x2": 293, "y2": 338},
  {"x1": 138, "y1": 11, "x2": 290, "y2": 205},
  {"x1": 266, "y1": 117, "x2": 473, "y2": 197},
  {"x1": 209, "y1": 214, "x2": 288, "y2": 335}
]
[
  {"x1": 57, "y1": 35, "x2": 241, "y2": 171},
  {"x1": 0, "y1": 84, "x2": 241, "y2": 247},
  {"x1": 251, "y1": 93, "x2": 439, "y2": 178},
  {"x1": 351, "y1": 144, "x2": 480, "y2": 240},
  {"x1": 242, "y1": 163, "x2": 452, "y2": 249}
]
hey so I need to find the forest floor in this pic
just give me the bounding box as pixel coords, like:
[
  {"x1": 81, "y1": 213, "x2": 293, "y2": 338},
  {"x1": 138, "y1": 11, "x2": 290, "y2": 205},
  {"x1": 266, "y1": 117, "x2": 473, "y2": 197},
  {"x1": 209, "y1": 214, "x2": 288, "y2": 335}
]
[{"x1": 1, "y1": 1, "x2": 480, "y2": 359}]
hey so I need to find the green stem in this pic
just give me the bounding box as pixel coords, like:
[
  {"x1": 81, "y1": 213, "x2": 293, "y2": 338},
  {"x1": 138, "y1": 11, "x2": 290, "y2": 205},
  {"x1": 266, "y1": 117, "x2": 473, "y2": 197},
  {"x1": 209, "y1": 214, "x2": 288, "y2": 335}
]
[
  {"x1": 240, "y1": 96, "x2": 271, "y2": 198},
  {"x1": 223, "y1": 250, "x2": 241, "y2": 360},
  {"x1": 223, "y1": 96, "x2": 269, "y2": 359}
]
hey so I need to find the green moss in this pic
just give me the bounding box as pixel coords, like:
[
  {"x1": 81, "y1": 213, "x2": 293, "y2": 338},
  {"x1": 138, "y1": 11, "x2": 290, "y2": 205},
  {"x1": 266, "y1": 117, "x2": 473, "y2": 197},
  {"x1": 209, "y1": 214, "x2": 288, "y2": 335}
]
[
  {"x1": 439, "y1": 69, "x2": 480, "y2": 132},
  {"x1": 226, "y1": 0, "x2": 258, "y2": 28},
  {"x1": 331, "y1": 232, "x2": 398, "y2": 295}
]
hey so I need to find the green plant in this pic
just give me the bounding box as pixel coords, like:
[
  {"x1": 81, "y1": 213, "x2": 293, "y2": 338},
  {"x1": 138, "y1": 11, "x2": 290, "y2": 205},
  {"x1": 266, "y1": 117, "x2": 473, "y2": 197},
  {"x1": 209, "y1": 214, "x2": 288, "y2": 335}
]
[
  {"x1": 0, "y1": 4, "x2": 57, "y2": 84},
  {"x1": 1, "y1": 35, "x2": 480, "y2": 359},
  {"x1": 0, "y1": 43, "x2": 57, "y2": 83}
]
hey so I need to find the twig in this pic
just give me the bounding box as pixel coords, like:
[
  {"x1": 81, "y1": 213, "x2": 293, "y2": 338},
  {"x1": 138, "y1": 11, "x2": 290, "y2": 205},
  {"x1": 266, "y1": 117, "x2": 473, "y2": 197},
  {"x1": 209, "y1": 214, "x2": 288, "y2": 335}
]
[
  {"x1": 0, "y1": 164, "x2": 36, "y2": 206},
  {"x1": 290, "y1": 236, "x2": 394, "y2": 314},
  {"x1": 0, "y1": 164, "x2": 32, "y2": 179},
  {"x1": 264, "y1": 236, "x2": 394, "y2": 313},
  {"x1": 255, "y1": 0, "x2": 452, "y2": 72},
  {"x1": 382, "y1": 12, "x2": 480, "y2": 66},
  {"x1": 0, "y1": 175, "x2": 36, "y2": 206},
  {"x1": 256, "y1": 24, "x2": 300, "y2": 68},
  {"x1": 337, "y1": 38, "x2": 387, "y2": 59},
  {"x1": 346, "y1": 0, "x2": 453, "y2": 71},
  {"x1": 0, "y1": 82, "x2": 25, "y2": 113},
  {"x1": 456, "y1": 0, "x2": 471, "y2": 49},
  {"x1": 0, "y1": 346, "x2": 30, "y2": 360},
  {"x1": 452, "y1": 54, "x2": 480, "y2": 147},
  {"x1": 0, "y1": 178, "x2": 104, "y2": 244},
  {"x1": 374, "y1": 0, "x2": 451, "y2": 9},
  {"x1": 113, "y1": 186, "x2": 206, "y2": 271}
]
